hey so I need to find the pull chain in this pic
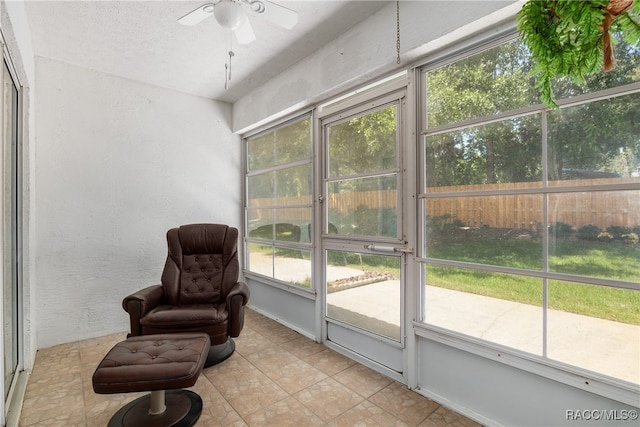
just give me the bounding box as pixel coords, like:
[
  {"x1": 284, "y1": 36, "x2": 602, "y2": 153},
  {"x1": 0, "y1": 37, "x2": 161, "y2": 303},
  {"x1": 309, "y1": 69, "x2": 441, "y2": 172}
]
[
  {"x1": 396, "y1": 1, "x2": 401, "y2": 64},
  {"x1": 225, "y1": 33, "x2": 234, "y2": 90}
]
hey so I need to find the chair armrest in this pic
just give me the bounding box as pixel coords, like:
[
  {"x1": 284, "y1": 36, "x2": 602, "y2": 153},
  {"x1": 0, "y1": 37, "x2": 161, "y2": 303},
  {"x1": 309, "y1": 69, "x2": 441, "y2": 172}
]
[
  {"x1": 226, "y1": 281, "x2": 250, "y2": 306},
  {"x1": 227, "y1": 281, "x2": 250, "y2": 337},
  {"x1": 122, "y1": 285, "x2": 164, "y2": 336}
]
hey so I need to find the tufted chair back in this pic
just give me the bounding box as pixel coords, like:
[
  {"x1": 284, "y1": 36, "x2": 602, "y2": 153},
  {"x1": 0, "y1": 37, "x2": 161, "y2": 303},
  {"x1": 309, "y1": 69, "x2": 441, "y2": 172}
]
[{"x1": 161, "y1": 224, "x2": 240, "y2": 306}]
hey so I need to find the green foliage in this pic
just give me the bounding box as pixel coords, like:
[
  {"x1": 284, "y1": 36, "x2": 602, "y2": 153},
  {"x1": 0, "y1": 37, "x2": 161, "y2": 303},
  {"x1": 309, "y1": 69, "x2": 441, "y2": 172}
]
[
  {"x1": 329, "y1": 206, "x2": 397, "y2": 238},
  {"x1": 547, "y1": 281, "x2": 640, "y2": 325},
  {"x1": 622, "y1": 232, "x2": 639, "y2": 244},
  {"x1": 618, "y1": 0, "x2": 640, "y2": 45},
  {"x1": 547, "y1": 92, "x2": 640, "y2": 180},
  {"x1": 431, "y1": 239, "x2": 544, "y2": 269},
  {"x1": 246, "y1": 117, "x2": 312, "y2": 202},
  {"x1": 550, "y1": 221, "x2": 574, "y2": 236},
  {"x1": 327, "y1": 250, "x2": 400, "y2": 271},
  {"x1": 597, "y1": 231, "x2": 614, "y2": 241},
  {"x1": 552, "y1": 241, "x2": 640, "y2": 283},
  {"x1": 426, "y1": 214, "x2": 466, "y2": 235},
  {"x1": 577, "y1": 224, "x2": 601, "y2": 240},
  {"x1": 427, "y1": 39, "x2": 537, "y2": 127},
  {"x1": 249, "y1": 223, "x2": 301, "y2": 242},
  {"x1": 247, "y1": 117, "x2": 311, "y2": 170},
  {"x1": 425, "y1": 36, "x2": 638, "y2": 188},
  {"x1": 606, "y1": 225, "x2": 632, "y2": 239},
  {"x1": 328, "y1": 104, "x2": 397, "y2": 178},
  {"x1": 517, "y1": 0, "x2": 640, "y2": 108}
]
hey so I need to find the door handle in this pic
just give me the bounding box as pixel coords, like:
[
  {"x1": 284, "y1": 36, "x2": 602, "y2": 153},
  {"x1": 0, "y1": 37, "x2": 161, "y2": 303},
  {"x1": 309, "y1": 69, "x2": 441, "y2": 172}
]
[{"x1": 365, "y1": 244, "x2": 413, "y2": 254}]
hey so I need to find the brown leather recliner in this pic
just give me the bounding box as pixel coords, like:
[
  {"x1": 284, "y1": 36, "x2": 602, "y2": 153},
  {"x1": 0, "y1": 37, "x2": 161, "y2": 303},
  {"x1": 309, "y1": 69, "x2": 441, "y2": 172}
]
[{"x1": 123, "y1": 223, "x2": 250, "y2": 366}]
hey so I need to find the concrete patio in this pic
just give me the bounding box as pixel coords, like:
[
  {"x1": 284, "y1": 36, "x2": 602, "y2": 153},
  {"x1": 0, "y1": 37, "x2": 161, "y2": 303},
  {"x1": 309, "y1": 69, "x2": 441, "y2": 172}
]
[{"x1": 250, "y1": 253, "x2": 640, "y2": 384}]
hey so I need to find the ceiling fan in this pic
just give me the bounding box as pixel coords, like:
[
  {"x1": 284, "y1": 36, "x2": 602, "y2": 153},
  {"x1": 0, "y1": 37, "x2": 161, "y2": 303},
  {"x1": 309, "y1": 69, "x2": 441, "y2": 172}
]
[{"x1": 178, "y1": 0, "x2": 298, "y2": 44}]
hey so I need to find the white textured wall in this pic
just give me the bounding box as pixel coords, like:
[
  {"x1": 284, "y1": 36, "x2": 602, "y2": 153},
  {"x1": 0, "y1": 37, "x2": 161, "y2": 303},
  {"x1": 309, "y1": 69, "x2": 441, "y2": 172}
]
[
  {"x1": 34, "y1": 57, "x2": 239, "y2": 348},
  {"x1": 233, "y1": 1, "x2": 520, "y2": 132}
]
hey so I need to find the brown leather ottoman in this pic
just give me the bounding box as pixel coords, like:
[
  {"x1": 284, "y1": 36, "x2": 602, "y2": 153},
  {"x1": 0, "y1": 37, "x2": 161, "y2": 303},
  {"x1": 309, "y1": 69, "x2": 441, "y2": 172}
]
[{"x1": 92, "y1": 333, "x2": 210, "y2": 427}]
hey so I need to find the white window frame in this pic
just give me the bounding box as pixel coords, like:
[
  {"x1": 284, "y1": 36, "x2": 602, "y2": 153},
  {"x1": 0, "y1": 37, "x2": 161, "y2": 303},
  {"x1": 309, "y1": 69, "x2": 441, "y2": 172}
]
[
  {"x1": 414, "y1": 31, "x2": 640, "y2": 406},
  {"x1": 243, "y1": 112, "x2": 316, "y2": 298}
]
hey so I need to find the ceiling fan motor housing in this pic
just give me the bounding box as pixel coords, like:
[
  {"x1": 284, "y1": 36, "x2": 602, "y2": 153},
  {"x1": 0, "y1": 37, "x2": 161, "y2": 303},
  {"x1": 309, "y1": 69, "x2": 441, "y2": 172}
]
[{"x1": 214, "y1": 0, "x2": 247, "y2": 30}]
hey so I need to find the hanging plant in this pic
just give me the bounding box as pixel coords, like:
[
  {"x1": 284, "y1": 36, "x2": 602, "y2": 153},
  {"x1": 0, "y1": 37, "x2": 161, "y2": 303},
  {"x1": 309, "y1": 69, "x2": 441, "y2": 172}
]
[{"x1": 517, "y1": 0, "x2": 640, "y2": 108}]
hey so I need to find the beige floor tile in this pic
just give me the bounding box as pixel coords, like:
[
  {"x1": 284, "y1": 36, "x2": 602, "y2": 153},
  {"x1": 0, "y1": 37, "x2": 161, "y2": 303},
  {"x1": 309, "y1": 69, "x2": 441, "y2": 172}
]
[
  {"x1": 19, "y1": 308, "x2": 480, "y2": 427},
  {"x1": 244, "y1": 344, "x2": 298, "y2": 372},
  {"x1": 304, "y1": 348, "x2": 357, "y2": 376},
  {"x1": 29, "y1": 346, "x2": 82, "y2": 383},
  {"x1": 234, "y1": 328, "x2": 276, "y2": 357},
  {"x1": 280, "y1": 335, "x2": 326, "y2": 358},
  {"x1": 20, "y1": 407, "x2": 86, "y2": 427},
  {"x1": 207, "y1": 360, "x2": 289, "y2": 417},
  {"x1": 78, "y1": 332, "x2": 126, "y2": 366},
  {"x1": 86, "y1": 391, "x2": 142, "y2": 411},
  {"x1": 195, "y1": 410, "x2": 249, "y2": 427},
  {"x1": 419, "y1": 406, "x2": 483, "y2": 427},
  {"x1": 203, "y1": 352, "x2": 255, "y2": 389},
  {"x1": 328, "y1": 400, "x2": 412, "y2": 427},
  {"x1": 334, "y1": 363, "x2": 394, "y2": 398},
  {"x1": 189, "y1": 377, "x2": 246, "y2": 426},
  {"x1": 33, "y1": 342, "x2": 79, "y2": 361},
  {"x1": 225, "y1": 381, "x2": 289, "y2": 418},
  {"x1": 293, "y1": 377, "x2": 364, "y2": 422},
  {"x1": 252, "y1": 322, "x2": 303, "y2": 344},
  {"x1": 84, "y1": 393, "x2": 142, "y2": 427},
  {"x1": 243, "y1": 396, "x2": 325, "y2": 427},
  {"x1": 243, "y1": 308, "x2": 264, "y2": 322},
  {"x1": 25, "y1": 368, "x2": 83, "y2": 399},
  {"x1": 20, "y1": 389, "x2": 85, "y2": 426},
  {"x1": 261, "y1": 358, "x2": 328, "y2": 394},
  {"x1": 248, "y1": 316, "x2": 283, "y2": 333},
  {"x1": 369, "y1": 381, "x2": 440, "y2": 426}
]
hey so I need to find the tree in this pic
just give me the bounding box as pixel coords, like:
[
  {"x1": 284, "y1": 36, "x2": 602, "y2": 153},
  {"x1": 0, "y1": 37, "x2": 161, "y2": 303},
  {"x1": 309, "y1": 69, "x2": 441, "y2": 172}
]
[
  {"x1": 247, "y1": 117, "x2": 312, "y2": 202},
  {"x1": 327, "y1": 104, "x2": 397, "y2": 181},
  {"x1": 425, "y1": 36, "x2": 639, "y2": 187},
  {"x1": 547, "y1": 42, "x2": 640, "y2": 179}
]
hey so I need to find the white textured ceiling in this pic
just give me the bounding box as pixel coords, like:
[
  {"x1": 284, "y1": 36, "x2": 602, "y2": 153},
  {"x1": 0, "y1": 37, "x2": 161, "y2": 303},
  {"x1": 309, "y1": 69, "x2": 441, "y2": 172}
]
[{"x1": 25, "y1": 0, "x2": 390, "y2": 103}]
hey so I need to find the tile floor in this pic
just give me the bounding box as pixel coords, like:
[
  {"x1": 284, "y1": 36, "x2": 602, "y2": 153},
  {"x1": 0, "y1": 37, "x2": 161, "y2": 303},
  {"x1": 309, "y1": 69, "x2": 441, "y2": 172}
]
[{"x1": 19, "y1": 308, "x2": 482, "y2": 427}]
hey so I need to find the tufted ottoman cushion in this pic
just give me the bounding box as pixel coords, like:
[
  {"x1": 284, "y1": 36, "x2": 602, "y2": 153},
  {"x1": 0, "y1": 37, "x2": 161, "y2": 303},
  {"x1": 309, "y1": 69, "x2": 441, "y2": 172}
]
[
  {"x1": 92, "y1": 333, "x2": 210, "y2": 427},
  {"x1": 93, "y1": 333, "x2": 210, "y2": 393}
]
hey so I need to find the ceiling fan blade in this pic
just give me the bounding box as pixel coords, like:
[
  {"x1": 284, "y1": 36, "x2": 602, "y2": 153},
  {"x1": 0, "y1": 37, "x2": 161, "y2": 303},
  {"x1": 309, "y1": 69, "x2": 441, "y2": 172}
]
[
  {"x1": 178, "y1": 3, "x2": 216, "y2": 26},
  {"x1": 263, "y1": 1, "x2": 298, "y2": 30},
  {"x1": 234, "y1": 16, "x2": 256, "y2": 44}
]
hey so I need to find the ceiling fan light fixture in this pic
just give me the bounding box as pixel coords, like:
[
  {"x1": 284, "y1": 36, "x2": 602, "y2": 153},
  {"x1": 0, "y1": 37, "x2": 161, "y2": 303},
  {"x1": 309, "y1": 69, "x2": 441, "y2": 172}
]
[{"x1": 213, "y1": 0, "x2": 246, "y2": 30}]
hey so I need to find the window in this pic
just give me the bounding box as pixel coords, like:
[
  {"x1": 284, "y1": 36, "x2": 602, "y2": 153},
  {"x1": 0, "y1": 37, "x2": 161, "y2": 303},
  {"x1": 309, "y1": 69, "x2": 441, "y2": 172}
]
[
  {"x1": 244, "y1": 116, "x2": 313, "y2": 289},
  {"x1": 326, "y1": 103, "x2": 399, "y2": 239},
  {"x1": 420, "y1": 37, "x2": 640, "y2": 384}
]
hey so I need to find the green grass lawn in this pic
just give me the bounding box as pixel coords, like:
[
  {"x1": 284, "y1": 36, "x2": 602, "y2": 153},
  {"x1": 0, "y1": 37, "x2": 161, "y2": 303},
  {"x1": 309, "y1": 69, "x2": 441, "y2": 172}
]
[
  {"x1": 255, "y1": 239, "x2": 640, "y2": 324},
  {"x1": 428, "y1": 240, "x2": 640, "y2": 325}
]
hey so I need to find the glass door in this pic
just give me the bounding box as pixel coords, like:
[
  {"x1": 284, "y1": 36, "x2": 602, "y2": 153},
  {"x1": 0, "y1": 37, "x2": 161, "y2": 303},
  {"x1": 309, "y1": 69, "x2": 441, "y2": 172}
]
[
  {"x1": 321, "y1": 90, "x2": 407, "y2": 373},
  {"x1": 3, "y1": 61, "x2": 19, "y2": 401}
]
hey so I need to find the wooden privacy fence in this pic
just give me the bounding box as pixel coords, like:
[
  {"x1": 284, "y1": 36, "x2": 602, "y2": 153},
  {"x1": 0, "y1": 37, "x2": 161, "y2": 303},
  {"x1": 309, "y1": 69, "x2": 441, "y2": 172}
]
[
  {"x1": 250, "y1": 178, "x2": 640, "y2": 230},
  {"x1": 427, "y1": 178, "x2": 640, "y2": 230},
  {"x1": 425, "y1": 192, "x2": 639, "y2": 230}
]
